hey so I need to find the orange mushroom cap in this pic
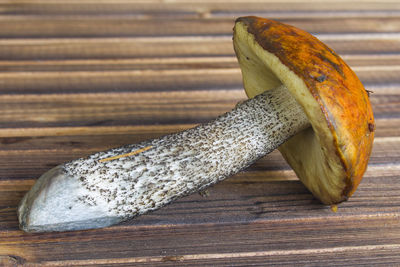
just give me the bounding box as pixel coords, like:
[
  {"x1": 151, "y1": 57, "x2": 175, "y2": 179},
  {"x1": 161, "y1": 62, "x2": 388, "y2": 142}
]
[{"x1": 233, "y1": 16, "x2": 374, "y2": 204}]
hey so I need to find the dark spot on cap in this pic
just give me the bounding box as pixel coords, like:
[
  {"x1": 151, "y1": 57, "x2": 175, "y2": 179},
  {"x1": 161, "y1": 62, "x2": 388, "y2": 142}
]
[
  {"x1": 368, "y1": 123, "x2": 375, "y2": 132},
  {"x1": 316, "y1": 74, "x2": 326, "y2": 82}
]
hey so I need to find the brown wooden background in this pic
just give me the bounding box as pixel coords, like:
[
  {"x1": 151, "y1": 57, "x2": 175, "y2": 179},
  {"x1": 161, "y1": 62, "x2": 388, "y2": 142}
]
[{"x1": 1, "y1": 0, "x2": 400, "y2": 266}]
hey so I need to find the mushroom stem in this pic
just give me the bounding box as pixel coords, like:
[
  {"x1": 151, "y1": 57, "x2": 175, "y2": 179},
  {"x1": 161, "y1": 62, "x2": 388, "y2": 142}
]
[{"x1": 18, "y1": 85, "x2": 310, "y2": 232}]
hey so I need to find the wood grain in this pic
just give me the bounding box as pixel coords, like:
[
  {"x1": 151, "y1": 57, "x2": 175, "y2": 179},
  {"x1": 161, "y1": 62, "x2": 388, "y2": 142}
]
[
  {"x1": 0, "y1": 62, "x2": 399, "y2": 93},
  {"x1": 0, "y1": 0, "x2": 400, "y2": 266},
  {"x1": 0, "y1": 90, "x2": 398, "y2": 129},
  {"x1": 1, "y1": 35, "x2": 400, "y2": 60},
  {"x1": 1, "y1": 0, "x2": 400, "y2": 16},
  {"x1": 1, "y1": 17, "x2": 400, "y2": 38}
]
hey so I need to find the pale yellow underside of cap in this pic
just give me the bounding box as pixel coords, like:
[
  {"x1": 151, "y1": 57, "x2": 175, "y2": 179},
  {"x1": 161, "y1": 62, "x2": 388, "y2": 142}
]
[{"x1": 234, "y1": 22, "x2": 346, "y2": 204}]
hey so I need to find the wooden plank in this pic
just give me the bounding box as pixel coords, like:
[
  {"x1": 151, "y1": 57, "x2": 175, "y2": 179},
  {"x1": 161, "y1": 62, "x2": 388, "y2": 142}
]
[
  {"x1": 0, "y1": 90, "x2": 243, "y2": 127},
  {"x1": 1, "y1": 1, "x2": 400, "y2": 16},
  {"x1": 36, "y1": 246, "x2": 400, "y2": 267},
  {"x1": 0, "y1": 64, "x2": 398, "y2": 94},
  {"x1": 0, "y1": 57, "x2": 239, "y2": 72},
  {"x1": 0, "y1": 69, "x2": 242, "y2": 94},
  {"x1": 0, "y1": 115, "x2": 396, "y2": 139},
  {"x1": 0, "y1": 125, "x2": 195, "y2": 138},
  {"x1": 1, "y1": 16, "x2": 400, "y2": 38},
  {"x1": 0, "y1": 89, "x2": 397, "y2": 127},
  {"x1": 0, "y1": 55, "x2": 399, "y2": 72},
  {"x1": 0, "y1": 37, "x2": 233, "y2": 60},
  {"x1": 1, "y1": 202, "x2": 400, "y2": 264},
  {"x1": 0, "y1": 37, "x2": 399, "y2": 60}
]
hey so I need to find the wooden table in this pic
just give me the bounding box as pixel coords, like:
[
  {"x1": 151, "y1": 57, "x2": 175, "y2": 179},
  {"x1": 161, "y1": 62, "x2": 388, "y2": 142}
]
[{"x1": 1, "y1": 1, "x2": 400, "y2": 266}]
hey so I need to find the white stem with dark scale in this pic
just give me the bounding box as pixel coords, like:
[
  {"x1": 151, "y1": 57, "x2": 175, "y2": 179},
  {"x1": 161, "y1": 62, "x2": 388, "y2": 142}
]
[{"x1": 18, "y1": 85, "x2": 310, "y2": 232}]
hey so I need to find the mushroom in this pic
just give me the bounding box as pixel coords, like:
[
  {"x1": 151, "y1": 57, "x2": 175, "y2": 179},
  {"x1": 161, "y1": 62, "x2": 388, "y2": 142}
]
[{"x1": 18, "y1": 17, "x2": 374, "y2": 232}]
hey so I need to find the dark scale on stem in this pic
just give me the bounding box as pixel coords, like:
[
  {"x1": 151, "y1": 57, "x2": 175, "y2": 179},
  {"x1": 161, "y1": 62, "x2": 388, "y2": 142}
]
[{"x1": 62, "y1": 85, "x2": 310, "y2": 222}]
